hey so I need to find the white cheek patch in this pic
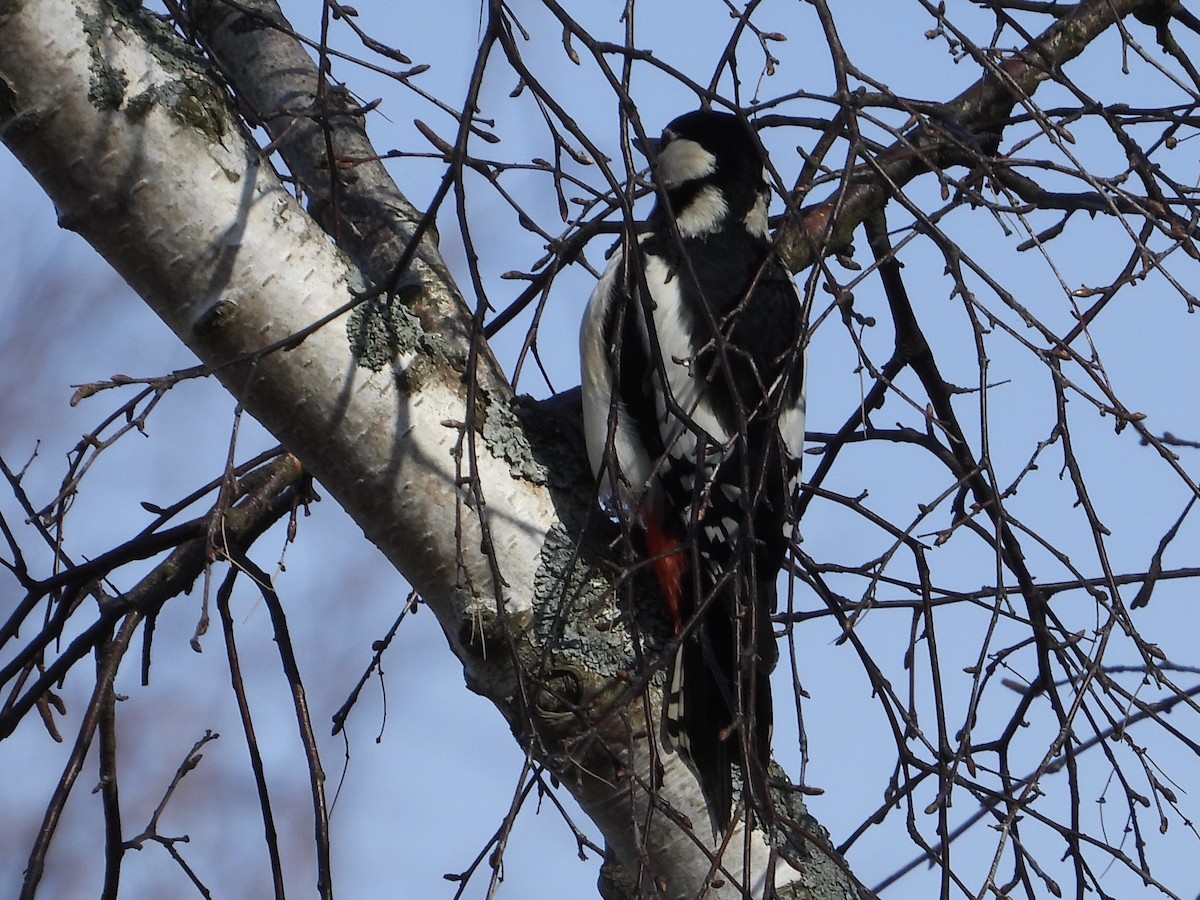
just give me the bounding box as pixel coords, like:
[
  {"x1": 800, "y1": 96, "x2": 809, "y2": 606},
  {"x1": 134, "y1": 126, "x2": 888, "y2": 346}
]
[{"x1": 657, "y1": 138, "x2": 717, "y2": 186}]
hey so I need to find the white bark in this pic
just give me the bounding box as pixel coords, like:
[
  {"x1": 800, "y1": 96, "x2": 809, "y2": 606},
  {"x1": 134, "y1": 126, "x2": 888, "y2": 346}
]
[
  {"x1": 0, "y1": 0, "x2": 548, "y2": 643},
  {"x1": 0, "y1": 1, "x2": 861, "y2": 896}
]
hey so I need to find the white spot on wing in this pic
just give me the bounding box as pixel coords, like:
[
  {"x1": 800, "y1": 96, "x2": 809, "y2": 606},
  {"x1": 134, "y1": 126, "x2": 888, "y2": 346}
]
[
  {"x1": 778, "y1": 361, "x2": 808, "y2": 537},
  {"x1": 778, "y1": 361, "x2": 807, "y2": 464}
]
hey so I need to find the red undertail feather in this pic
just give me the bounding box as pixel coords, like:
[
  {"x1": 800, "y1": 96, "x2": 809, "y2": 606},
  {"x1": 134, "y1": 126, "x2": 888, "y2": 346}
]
[{"x1": 643, "y1": 511, "x2": 688, "y2": 634}]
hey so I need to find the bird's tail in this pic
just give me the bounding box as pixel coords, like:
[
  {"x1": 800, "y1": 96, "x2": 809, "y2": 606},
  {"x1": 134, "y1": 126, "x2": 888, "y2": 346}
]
[{"x1": 662, "y1": 576, "x2": 775, "y2": 831}]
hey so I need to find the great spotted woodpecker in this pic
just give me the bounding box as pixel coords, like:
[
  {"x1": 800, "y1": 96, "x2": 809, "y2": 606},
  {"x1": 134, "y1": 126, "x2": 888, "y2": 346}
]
[{"x1": 580, "y1": 109, "x2": 806, "y2": 829}]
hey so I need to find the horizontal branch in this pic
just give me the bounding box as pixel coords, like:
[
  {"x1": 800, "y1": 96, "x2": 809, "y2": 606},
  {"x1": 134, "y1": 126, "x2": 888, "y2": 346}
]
[{"x1": 779, "y1": 0, "x2": 1157, "y2": 271}]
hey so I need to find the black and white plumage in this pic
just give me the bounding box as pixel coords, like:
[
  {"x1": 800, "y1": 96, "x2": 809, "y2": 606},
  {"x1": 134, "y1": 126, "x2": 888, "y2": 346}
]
[{"x1": 580, "y1": 109, "x2": 806, "y2": 829}]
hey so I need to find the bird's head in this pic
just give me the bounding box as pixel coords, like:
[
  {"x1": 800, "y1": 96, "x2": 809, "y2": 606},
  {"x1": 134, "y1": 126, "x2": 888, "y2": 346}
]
[{"x1": 644, "y1": 109, "x2": 771, "y2": 239}]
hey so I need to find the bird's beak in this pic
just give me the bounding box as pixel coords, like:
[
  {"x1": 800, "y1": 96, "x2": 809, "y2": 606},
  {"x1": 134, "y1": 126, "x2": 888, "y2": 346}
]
[{"x1": 634, "y1": 135, "x2": 661, "y2": 158}]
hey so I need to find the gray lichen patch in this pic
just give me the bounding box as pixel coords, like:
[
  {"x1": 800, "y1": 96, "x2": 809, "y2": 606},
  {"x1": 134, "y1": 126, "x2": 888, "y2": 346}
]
[
  {"x1": 135, "y1": 76, "x2": 230, "y2": 144},
  {"x1": 78, "y1": 0, "x2": 215, "y2": 116},
  {"x1": 346, "y1": 277, "x2": 447, "y2": 385},
  {"x1": 532, "y1": 524, "x2": 666, "y2": 677},
  {"x1": 84, "y1": 41, "x2": 129, "y2": 111},
  {"x1": 480, "y1": 394, "x2": 549, "y2": 486},
  {"x1": 508, "y1": 392, "x2": 596, "y2": 507},
  {"x1": 112, "y1": 0, "x2": 211, "y2": 70}
]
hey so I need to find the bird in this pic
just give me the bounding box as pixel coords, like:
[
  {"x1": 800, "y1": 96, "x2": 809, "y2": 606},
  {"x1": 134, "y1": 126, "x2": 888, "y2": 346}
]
[{"x1": 579, "y1": 108, "x2": 806, "y2": 830}]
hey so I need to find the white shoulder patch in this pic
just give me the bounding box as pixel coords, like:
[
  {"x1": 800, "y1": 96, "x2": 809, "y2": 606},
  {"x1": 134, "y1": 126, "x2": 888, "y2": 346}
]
[
  {"x1": 641, "y1": 254, "x2": 731, "y2": 451},
  {"x1": 742, "y1": 190, "x2": 770, "y2": 239}
]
